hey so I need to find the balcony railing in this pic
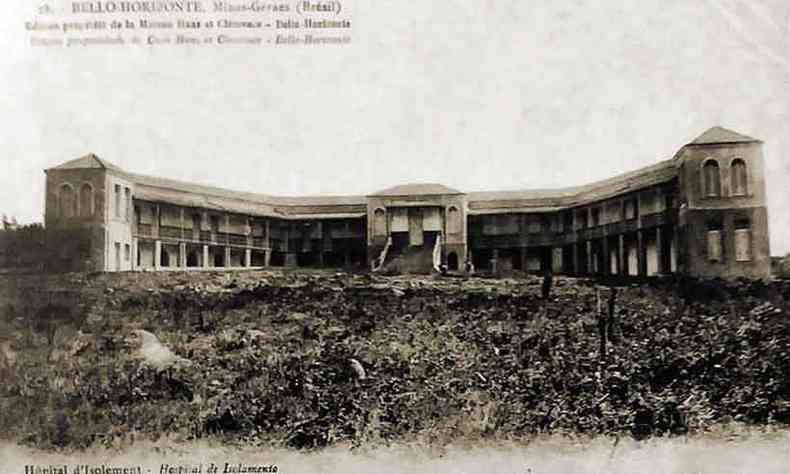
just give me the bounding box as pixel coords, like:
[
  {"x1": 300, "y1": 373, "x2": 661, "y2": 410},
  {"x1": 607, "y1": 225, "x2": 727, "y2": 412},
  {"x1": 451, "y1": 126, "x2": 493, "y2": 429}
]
[
  {"x1": 228, "y1": 233, "x2": 247, "y2": 246},
  {"x1": 641, "y1": 210, "x2": 675, "y2": 228},
  {"x1": 159, "y1": 226, "x2": 181, "y2": 239},
  {"x1": 470, "y1": 234, "x2": 521, "y2": 249},
  {"x1": 622, "y1": 218, "x2": 638, "y2": 233},
  {"x1": 137, "y1": 223, "x2": 153, "y2": 236}
]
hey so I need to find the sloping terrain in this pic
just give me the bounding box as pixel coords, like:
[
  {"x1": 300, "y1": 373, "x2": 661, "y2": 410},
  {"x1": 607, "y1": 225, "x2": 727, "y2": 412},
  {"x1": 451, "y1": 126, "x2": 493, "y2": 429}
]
[{"x1": 0, "y1": 270, "x2": 788, "y2": 450}]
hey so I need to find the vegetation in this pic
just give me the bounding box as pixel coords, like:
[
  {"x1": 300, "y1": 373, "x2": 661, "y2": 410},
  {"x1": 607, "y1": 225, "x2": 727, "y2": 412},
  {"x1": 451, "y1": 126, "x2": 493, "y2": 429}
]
[{"x1": 0, "y1": 270, "x2": 788, "y2": 451}]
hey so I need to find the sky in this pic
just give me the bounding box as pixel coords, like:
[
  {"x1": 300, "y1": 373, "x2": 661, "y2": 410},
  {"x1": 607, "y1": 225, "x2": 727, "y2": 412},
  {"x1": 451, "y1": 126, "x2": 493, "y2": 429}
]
[{"x1": 1, "y1": 0, "x2": 788, "y2": 255}]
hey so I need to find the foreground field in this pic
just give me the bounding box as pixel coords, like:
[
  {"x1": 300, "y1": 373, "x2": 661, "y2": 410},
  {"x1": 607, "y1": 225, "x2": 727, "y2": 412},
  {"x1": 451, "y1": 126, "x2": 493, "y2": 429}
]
[{"x1": 0, "y1": 270, "x2": 789, "y2": 451}]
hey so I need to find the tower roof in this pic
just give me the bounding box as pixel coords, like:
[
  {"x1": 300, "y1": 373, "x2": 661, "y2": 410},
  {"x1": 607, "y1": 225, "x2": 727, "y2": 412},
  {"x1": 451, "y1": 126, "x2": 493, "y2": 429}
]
[
  {"x1": 370, "y1": 183, "x2": 463, "y2": 197},
  {"x1": 689, "y1": 126, "x2": 759, "y2": 146},
  {"x1": 49, "y1": 153, "x2": 124, "y2": 172}
]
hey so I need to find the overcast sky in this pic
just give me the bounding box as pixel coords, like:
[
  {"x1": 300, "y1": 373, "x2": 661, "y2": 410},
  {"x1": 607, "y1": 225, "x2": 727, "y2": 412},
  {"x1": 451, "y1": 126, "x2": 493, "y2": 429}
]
[{"x1": 1, "y1": 0, "x2": 788, "y2": 254}]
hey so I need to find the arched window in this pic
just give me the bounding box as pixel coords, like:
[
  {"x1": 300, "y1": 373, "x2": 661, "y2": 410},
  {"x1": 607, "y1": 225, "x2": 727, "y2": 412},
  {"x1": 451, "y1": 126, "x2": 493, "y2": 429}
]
[
  {"x1": 59, "y1": 184, "x2": 76, "y2": 218},
  {"x1": 731, "y1": 159, "x2": 748, "y2": 196},
  {"x1": 702, "y1": 159, "x2": 721, "y2": 197},
  {"x1": 79, "y1": 183, "x2": 93, "y2": 217},
  {"x1": 373, "y1": 208, "x2": 387, "y2": 236}
]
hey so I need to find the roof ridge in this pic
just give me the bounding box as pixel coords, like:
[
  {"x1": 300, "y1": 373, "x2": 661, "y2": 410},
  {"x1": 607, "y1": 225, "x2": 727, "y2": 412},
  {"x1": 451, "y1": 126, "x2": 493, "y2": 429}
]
[{"x1": 689, "y1": 126, "x2": 759, "y2": 145}]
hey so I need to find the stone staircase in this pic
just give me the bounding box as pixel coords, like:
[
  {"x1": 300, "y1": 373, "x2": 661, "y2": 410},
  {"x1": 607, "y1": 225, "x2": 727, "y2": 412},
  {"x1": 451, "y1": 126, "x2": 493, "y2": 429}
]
[{"x1": 380, "y1": 233, "x2": 439, "y2": 275}]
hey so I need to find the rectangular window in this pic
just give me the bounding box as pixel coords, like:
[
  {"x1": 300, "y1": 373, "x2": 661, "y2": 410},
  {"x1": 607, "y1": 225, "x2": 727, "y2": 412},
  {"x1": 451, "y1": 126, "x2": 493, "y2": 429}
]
[
  {"x1": 735, "y1": 228, "x2": 752, "y2": 262},
  {"x1": 576, "y1": 210, "x2": 587, "y2": 229},
  {"x1": 114, "y1": 184, "x2": 121, "y2": 218},
  {"x1": 124, "y1": 187, "x2": 131, "y2": 221},
  {"x1": 114, "y1": 242, "x2": 121, "y2": 270},
  {"x1": 707, "y1": 230, "x2": 723, "y2": 262},
  {"x1": 527, "y1": 216, "x2": 542, "y2": 234},
  {"x1": 124, "y1": 244, "x2": 131, "y2": 262},
  {"x1": 624, "y1": 200, "x2": 636, "y2": 220}
]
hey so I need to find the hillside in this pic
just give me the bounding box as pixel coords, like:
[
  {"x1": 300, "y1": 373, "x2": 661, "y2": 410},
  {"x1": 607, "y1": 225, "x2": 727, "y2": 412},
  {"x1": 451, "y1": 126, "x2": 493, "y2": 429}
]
[{"x1": 0, "y1": 270, "x2": 788, "y2": 450}]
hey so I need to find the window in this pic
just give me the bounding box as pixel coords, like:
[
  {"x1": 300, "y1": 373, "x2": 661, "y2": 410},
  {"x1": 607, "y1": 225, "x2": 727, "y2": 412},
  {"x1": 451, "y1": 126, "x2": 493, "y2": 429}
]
[
  {"x1": 624, "y1": 199, "x2": 637, "y2": 220},
  {"x1": 114, "y1": 184, "x2": 121, "y2": 218},
  {"x1": 79, "y1": 184, "x2": 93, "y2": 217},
  {"x1": 59, "y1": 184, "x2": 76, "y2": 218},
  {"x1": 731, "y1": 159, "x2": 748, "y2": 196},
  {"x1": 734, "y1": 219, "x2": 752, "y2": 262},
  {"x1": 703, "y1": 160, "x2": 721, "y2": 197},
  {"x1": 591, "y1": 208, "x2": 600, "y2": 227},
  {"x1": 124, "y1": 187, "x2": 131, "y2": 221},
  {"x1": 124, "y1": 244, "x2": 131, "y2": 262},
  {"x1": 447, "y1": 206, "x2": 461, "y2": 234},
  {"x1": 527, "y1": 216, "x2": 542, "y2": 234},
  {"x1": 114, "y1": 242, "x2": 121, "y2": 270},
  {"x1": 563, "y1": 212, "x2": 573, "y2": 232},
  {"x1": 707, "y1": 221, "x2": 724, "y2": 263},
  {"x1": 576, "y1": 209, "x2": 587, "y2": 229}
]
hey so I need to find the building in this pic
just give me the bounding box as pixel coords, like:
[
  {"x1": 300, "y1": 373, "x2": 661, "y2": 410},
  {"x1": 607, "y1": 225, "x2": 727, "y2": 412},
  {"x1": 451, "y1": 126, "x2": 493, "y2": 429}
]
[{"x1": 42, "y1": 126, "x2": 771, "y2": 279}]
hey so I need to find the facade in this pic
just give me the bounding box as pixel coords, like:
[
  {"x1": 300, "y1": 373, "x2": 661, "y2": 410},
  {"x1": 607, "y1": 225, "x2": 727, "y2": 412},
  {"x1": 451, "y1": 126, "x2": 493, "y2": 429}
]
[{"x1": 42, "y1": 126, "x2": 771, "y2": 279}]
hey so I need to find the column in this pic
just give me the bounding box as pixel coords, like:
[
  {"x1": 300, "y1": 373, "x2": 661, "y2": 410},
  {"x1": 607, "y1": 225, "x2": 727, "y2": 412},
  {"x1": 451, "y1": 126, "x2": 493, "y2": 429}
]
[
  {"x1": 636, "y1": 193, "x2": 642, "y2": 226},
  {"x1": 154, "y1": 240, "x2": 162, "y2": 270},
  {"x1": 670, "y1": 227, "x2": 678, "y2": 273},
  {"x1": 153, "y1": 204, "x2": 160, "y2": 238},
  {"x1": 132, "y1": 237, "x2": 139, "y2": 271},
  {"x1": 179, "y1": 242, "x2": 187, "y2": 268},
  {"x1": 637, "y1": 230, "x2": 645, "y2": 276},
  {"x1": 656, "y1": 227, "x2": 664, "y2": 275},
  {"x1": 551, "y1": 247, "x2": 562, "y2": 273},
  {"x1": 202, "y1": 244, "x2": 209, "y2": 268},
  {"x1": 586, "y1": 240, "x2": 593, "y2": 275},
  {"x1": 244, "y1": 248, "x2": 252, "y2": 267},
  {"x1": 224, "y1": 247, "x2": 231, "y2": 267},
  {"x1": 264, "y1": 249, "x2": 271, "y2": 267},
  {"x1": 491, "y1": 248, "x2": 499, "y2": 274}
]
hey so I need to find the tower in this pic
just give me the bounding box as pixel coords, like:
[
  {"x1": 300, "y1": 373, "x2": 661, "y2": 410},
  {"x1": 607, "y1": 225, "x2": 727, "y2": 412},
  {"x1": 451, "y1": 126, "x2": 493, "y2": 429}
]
[
  {"x1": 675, "y1": 127, "x2": 771, "y2": 279},
  {"x1": 44, "y1": 154, "x2": 135, "y2": 272}
]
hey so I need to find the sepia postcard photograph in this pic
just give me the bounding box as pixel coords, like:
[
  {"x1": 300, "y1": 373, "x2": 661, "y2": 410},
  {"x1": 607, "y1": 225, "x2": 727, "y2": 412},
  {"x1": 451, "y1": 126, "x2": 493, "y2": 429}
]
[{"x1": 1, "y1": 1, "x2": 790, "y2": 472}]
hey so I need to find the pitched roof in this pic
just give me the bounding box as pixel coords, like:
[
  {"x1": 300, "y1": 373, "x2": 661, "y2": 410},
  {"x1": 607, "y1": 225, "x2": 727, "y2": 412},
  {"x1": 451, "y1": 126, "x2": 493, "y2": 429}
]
[
  {"x1": 370, "y1": 183, "x2": 462, "y2": 196},
  {"x1": 689, "y1": 126, "x2": 759, "y2": 145},
  {"x1": 468, "y1": 158, "x2": 678, "y2": 211},
  {"x1": 130, "y1": 172, "x2": 366, "y2": 207},
  {"x1": 49, "y1": 153, "x2": 124, "y2": 172}
]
